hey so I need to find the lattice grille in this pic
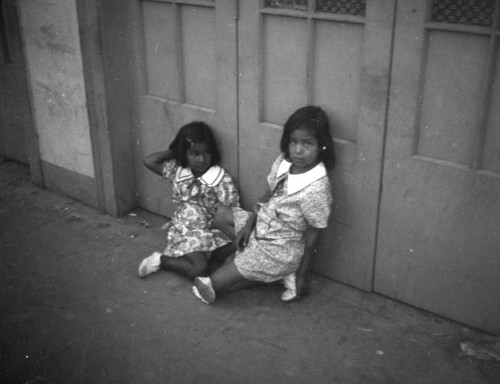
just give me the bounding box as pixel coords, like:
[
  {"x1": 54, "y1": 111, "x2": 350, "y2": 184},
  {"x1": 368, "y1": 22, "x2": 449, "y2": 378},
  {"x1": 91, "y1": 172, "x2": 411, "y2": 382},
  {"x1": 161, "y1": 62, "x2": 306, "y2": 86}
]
[
  {"x1": 316, "y1": 0, "x2": 366, "y2": 16},
  {"x1": 264, "y1": 0, "x2": 308, "y2": 12},
  {"x1": 431, "y1": 0, "x2": 496, "y2": 27}
]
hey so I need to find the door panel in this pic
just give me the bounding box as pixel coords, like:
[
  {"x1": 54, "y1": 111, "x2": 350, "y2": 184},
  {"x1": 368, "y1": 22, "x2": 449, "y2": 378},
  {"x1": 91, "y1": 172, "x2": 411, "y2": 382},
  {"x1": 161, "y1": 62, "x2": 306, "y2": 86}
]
[
  {"x1": 262, "y1": 16, "x2": 309, "y2": 123},
  {"x1": 0, "y1": 0, "x2": 31, "y2": 163},
  {"x1": 419, "y1": 31, "x2": 489, "y2": 164},
  {"x1": 375, "y1": 0, "x2": 500, "y2": 334},
  {"x1": 238, "y1": 0, "x2": 395, "y2": 289},
  {"x1": 313, "y1": 21, "x2": 363, "y2": 142},
  {"x1": 134, "y1": 0, "x2": 237, "y2": 217}
]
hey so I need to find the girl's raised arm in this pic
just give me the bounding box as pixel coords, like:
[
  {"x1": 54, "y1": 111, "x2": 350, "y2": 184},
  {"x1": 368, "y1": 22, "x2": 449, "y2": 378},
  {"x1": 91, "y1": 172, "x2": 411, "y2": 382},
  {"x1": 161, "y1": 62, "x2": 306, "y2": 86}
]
[{"x1": 144, "y1": 150, "x2": 174, "y2": 176}]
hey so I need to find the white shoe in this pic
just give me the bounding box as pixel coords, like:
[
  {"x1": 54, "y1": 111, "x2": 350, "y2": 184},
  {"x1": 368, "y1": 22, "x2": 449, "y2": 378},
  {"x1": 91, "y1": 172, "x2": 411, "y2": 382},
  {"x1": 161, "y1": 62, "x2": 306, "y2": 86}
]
[
  {"x1": 281, "y1": 273, "x2": 297, "y2": 302},
  {"x1": 194, "y1": 277, "x2": 216, "y2": 304},
  {"x1": 192, "y1": 286, "x2": 209, "y2": 304},
  {"x1": 138, "y1": 252, "x2": 162, "y2": 278}
]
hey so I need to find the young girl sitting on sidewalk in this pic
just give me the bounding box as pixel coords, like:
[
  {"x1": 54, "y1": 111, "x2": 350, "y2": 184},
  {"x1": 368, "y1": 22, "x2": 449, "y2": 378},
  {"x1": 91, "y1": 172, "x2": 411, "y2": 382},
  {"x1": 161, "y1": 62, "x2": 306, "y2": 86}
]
[
  {"x1": 193, "y1": 106, "x2": 334, "y2": 304},
  {"x1": 138, "y1": 121, "x2": 240, "y2": 280}
]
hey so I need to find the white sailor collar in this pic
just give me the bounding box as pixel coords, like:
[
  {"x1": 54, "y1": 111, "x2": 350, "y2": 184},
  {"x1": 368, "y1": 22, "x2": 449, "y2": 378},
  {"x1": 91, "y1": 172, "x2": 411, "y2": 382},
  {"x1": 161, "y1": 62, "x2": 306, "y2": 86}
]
[
  {"x1": 276, "y1": 158, "x2": 327, "y2": 195},
  {"x1": 175, "y1": 165, "x2": 225, "y2": 187}
]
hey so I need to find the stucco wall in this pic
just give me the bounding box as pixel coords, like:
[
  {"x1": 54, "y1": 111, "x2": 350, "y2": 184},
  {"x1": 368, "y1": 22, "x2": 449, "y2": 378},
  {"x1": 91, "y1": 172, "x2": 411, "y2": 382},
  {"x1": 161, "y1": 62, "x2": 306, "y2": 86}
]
[{"x1": 18, "y1": 0, "x2": 94, "y2": 178}]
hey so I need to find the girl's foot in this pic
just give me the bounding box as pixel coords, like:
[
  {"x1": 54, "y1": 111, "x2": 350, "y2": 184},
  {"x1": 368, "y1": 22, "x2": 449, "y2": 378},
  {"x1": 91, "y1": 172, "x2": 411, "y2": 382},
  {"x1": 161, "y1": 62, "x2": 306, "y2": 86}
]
[
  {"x1": 281, "y1": 273, "x2": 297, "y2": 302},
  {"x1": 193, "y1": 277, "x2": 216, "y2": 304},
  {"x1": 192, "y1": 286, "x2": 209, "y2": 304},
  {"x1": 138, "y1": 252, "x2": 162, "y2": 277}
]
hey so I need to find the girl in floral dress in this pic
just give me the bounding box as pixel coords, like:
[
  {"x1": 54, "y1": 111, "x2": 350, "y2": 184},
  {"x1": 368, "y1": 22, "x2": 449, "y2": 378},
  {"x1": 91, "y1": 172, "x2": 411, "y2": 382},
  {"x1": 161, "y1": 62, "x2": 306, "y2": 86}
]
[
  {"x1": 193, "y1": 106, "x2": 334, "y2": 304},
  {"x1": 138, "y1": 121, "x2": 239, "y2": 280}
]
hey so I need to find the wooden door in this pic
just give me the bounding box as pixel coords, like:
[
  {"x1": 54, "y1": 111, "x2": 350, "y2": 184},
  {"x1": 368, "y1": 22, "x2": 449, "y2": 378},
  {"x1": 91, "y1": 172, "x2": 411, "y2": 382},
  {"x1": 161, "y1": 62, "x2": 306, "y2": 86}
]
[
  {"x1": 238, "y1": 0, "x2": 395, "y2": 289},
  {"x1": 375, "y1": 0, "x2": 500, "y2": 334},
  {"x1": 0, "y1": 0, "x2": 32, "y2": 164},
  {"x1": 133, "y1": 0, "x2": 238, "y2": 217}
]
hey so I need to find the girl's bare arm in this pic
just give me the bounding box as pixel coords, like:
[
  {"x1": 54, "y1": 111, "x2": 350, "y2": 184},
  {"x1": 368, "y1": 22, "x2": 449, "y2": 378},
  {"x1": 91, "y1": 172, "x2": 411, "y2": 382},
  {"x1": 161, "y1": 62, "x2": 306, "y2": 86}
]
[
  {"x1": 235, "y1": 213, "x2": 257, "y2": 249},
  {"x1": 296, "y1": 227, "x2": 321, "y2": 297},
  {"x1": 144, "y1": 150, "x2": 174, "y2": 176},
  {"x1": 236, "y1": 186, "x2": 272, "y2": 249}
]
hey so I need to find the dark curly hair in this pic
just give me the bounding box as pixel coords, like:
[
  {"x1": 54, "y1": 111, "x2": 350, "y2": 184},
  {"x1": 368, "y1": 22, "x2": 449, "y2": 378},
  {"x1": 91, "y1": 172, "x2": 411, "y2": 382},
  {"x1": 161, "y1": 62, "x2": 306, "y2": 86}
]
[
  {"x1": 169, "y1": 121, "x2": 220, "y2": 168},
  {"x1": 280, "y1": 106, "x2": 335, "y2": 169}
]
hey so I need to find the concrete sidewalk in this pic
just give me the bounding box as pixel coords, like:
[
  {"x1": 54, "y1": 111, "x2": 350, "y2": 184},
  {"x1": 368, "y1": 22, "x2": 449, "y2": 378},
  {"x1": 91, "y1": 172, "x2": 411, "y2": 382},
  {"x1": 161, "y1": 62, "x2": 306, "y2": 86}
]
[{"x1": 0, "y1": 159, "x2": 499, "y2": 384}]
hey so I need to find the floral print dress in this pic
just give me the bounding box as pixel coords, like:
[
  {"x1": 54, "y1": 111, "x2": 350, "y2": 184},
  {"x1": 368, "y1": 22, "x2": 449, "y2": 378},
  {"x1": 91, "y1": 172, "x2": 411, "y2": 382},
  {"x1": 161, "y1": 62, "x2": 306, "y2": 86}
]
[
  {"x1": 234, "y1": 154, "x2": 333, "y2": 282},
  {"x1": 162, "y1": 160, "x2": 239, "y2": 257}
]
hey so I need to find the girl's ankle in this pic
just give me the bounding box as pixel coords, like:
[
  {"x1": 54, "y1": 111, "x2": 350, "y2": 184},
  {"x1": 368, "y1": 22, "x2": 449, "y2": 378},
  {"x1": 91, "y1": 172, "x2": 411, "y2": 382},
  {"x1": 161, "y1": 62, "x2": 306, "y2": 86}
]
[{"x1": 159, "y1": 254, "x2": 169, "y2": 270}]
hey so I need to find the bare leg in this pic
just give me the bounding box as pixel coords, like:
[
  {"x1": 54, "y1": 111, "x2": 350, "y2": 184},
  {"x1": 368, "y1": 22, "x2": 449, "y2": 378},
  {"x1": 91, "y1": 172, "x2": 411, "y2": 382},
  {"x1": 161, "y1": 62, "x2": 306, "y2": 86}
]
[
  {"x1": 193, "y1": 259, "x2": 255, "y2": 303},
  {"x1": 160, "y1": 251, "x2": 208, "y2": 280},
  {"x1": 210, "y1": 206, "x2": 238, "y2": 265},
  {"x1": 210, "y1": 259, "x2": 248, "y2": 295},
  {"x1": 210, "y1": 242, "x2": 237, "y2": 262},
  {"x1": 224, "y1": 278, "x2": 256, "y2": 293}
]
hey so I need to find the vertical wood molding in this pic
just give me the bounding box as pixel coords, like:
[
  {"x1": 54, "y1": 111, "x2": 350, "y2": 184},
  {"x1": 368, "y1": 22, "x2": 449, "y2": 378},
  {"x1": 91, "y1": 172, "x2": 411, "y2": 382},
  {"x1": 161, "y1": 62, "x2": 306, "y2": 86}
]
[
  {"x1": 355, "y1": 0, "x2": 397, "y2": 290},
  {"x1": 75, "y1": 0, "x2": 118, "y2": 215},
  {"x1": 10, "y1": 0, "x2": 43, "y2": 186}
]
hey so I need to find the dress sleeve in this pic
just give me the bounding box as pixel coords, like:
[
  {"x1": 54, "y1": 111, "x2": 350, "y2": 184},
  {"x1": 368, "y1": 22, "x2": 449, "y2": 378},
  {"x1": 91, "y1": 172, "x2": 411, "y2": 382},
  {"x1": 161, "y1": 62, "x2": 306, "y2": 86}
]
[
  {"x1": 266, "y1": 153, "x2": 286, "y2": 189},
  {"x1": 301, "y1": 178, "x2": 333, "y2": 228},
  {"x1": 162, "y1": 159, "x2": 178, "y2": 181},
  {"x1": 216, "y1": 173, "x2": 240, "y2": 207}
]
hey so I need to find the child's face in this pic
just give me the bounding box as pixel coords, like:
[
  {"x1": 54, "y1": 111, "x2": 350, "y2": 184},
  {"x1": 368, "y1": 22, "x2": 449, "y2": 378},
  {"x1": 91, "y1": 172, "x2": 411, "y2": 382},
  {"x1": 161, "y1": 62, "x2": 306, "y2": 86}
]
[
  {"x1": 288, "y1": 128, "x2": 320, "y2": 174},
  {"x1": 187, "y1": 141, "x2": 212, "y2": 176}
]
